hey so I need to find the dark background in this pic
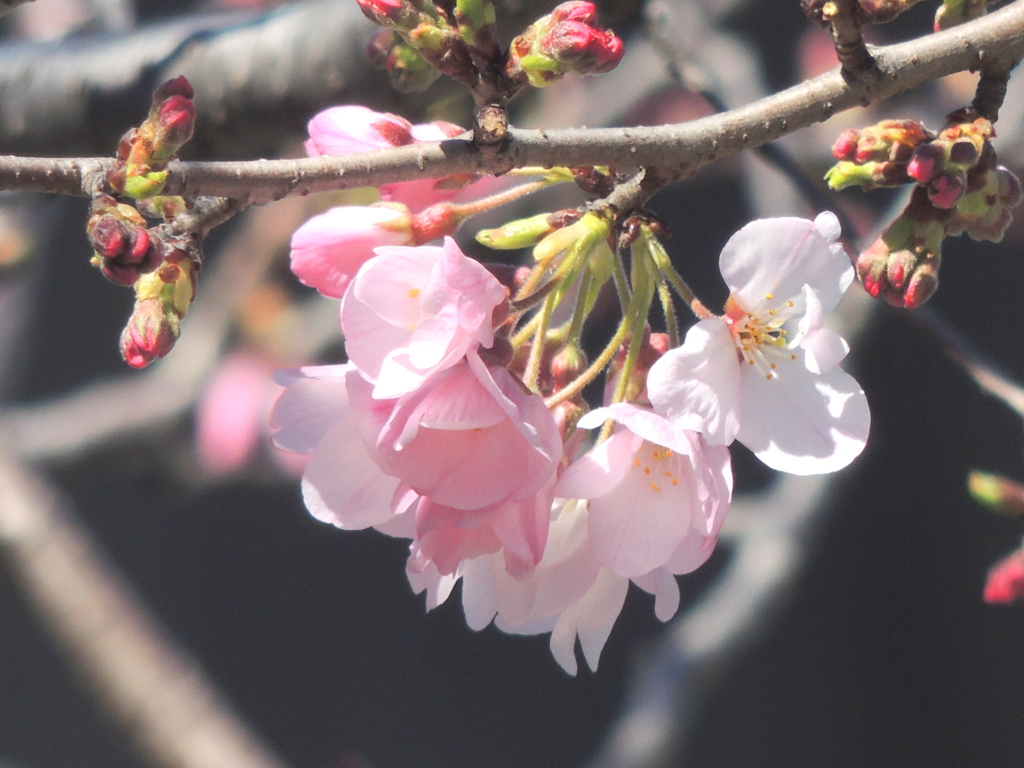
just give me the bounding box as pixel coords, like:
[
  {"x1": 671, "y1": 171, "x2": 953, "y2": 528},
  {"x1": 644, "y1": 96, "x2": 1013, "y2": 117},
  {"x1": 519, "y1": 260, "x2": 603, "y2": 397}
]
[{"x1": 2, "y1": 1, "x2": 1024, "y2": 767}]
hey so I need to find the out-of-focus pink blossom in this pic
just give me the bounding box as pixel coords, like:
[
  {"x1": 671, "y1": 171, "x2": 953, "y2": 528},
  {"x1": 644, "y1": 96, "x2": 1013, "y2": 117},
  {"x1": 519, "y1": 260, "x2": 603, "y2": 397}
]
[
  {"x1": 984, "y1": 551, "x2": 1024, "y2": 604},
  {"x1": 289, "y1": 204, "x2": 413, "y2": 299},
  {"x1": 304, "y1": 105, "x2": 473, "y2": 212},
  {"x1": 648, "y1": 213, "x2": 870, "y2": 475},
  {"x1": 197, "y1": 352, "x2": 305, "y2": 476},
  {"x1": 341, "y1": 237, "x2": 507, "y2": 398}
]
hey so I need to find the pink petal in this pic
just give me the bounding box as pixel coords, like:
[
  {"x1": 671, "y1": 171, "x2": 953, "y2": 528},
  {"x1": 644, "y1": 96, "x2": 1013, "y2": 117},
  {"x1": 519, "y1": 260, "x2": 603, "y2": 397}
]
[
  {"x1": 270, "y1": 365, "x2": 351, "y2": 454},
  {"x1": 197, "y1": 353, "x2": 275, "y2": 474},
  {"x1": 305, "y1": 105, "x2": 412, "y2": 156},
  {"x1": 290, "y1": 206, "x2": 412, "y2": 299},
  {"x1": 301, "y1": 421, "x2": 401, "y2": 529},
  {"x1": 550, "y1": 569, "x2": 629, "y2": 674},
  {"x1": 647, "y1": 318, "x2": 741, "y2": 445},
  {"x1": 665, "y1": 533, "x2": 718, "y2": 574}
]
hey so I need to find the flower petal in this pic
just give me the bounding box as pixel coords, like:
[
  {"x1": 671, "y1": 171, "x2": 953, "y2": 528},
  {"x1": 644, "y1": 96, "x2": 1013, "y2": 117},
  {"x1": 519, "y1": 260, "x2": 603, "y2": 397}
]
[
  {"x1": 647, "y1": 319, "x2": 741, "y2": 445},
  {"x1": 720, "y1": 215, "x2": 852, "y2": 314},
  {"x1": 736, "y1": 357, "x2": 870, "y2": 474}
]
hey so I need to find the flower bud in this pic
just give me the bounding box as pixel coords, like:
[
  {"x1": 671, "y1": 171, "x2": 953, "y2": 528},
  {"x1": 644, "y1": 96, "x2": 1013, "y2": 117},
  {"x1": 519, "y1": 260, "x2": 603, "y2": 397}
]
[
  {"x1": 120, "y1": 297, "x2": 177, "y2": 368},
  {"x1": 907, "y1": 142, "x2": 942, "y2": 184},
  {"x1": 969, "y1": 471, "x2": 1024, "y2": 516},
  {"x1": 477, "y1": 213, "x2": 558, "y2": 250},
  {"x1": 928, "y1": 170, "x2": 966, "y2": 209},
  {"x1": 368, "y1": 29, "x2": 441, "y2": 93},
  {"x1": 410, "y1": 202, "x2": 463, "y2": 243},
  {"x1": 984, "y1": 551, "x2": 1024, "y2": 604},
  {"x1": 901, "y1": 254, "x2": 939, "y2": 309},
  {"x1": 550, "y1": 344, "x2": 587, "y2": 391},
  {"x1": 506, "y1": 1, "x2": 623, "y2": 88}
]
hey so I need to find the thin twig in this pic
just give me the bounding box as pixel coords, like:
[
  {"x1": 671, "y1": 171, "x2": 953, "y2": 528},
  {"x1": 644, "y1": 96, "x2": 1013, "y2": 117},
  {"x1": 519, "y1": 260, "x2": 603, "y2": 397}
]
[{"x1": 0, "y1": 4, "x2": 1022, "y2": 200}]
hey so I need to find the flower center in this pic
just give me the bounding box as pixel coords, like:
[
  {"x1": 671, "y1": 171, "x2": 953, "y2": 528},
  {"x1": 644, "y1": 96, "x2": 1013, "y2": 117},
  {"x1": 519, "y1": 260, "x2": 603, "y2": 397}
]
[
  {"x1": 723, "y1": 294, "x2": 799, "y2": 380},
  {"x1": 631, "y1": 442, "x2": 682, "y2": 493}
]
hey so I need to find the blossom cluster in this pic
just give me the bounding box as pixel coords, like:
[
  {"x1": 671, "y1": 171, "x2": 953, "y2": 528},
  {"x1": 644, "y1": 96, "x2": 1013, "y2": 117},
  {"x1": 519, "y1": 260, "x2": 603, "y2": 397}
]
[{"x1": 271, "y1": 107, "x2": 871, "y2": 674}]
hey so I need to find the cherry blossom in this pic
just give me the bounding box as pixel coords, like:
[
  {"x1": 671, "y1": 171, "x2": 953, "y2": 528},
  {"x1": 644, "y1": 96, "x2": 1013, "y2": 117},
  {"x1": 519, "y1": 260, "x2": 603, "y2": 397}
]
[
  {"x1": 557, "y1": 402, "x2": 731, "y2": 577},
  {"x1": 304, "y1": 105, "x2": 472, "y2": 212},
  {"x1": 341, "y1": 237, "x2": 508, "y2": 399},
  {"x1": 289, "y1": 204, "x2": 413, "y2": 299},
  {"x1": 648, "y1": 213, "x2": 870, "y2": 475}
]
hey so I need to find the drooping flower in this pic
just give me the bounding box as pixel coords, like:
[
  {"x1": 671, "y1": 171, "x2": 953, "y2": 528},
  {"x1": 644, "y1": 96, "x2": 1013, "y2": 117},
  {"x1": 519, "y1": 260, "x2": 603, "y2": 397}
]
[
  {"x1": 457, "y1": 497, "x2": 684, "y2": 675},
  {"x1": 341, "y1": 237, "x2": 508, "y2": 399},
  {"x1": 648, "y1": 213, "x2": 870, "y2": 475},
  {"x1": 289, "y1": 204, "x2": 413, "y2": 299},
  {"x1": 556, "y1": 402, "x2": 731, "y2": 577}
]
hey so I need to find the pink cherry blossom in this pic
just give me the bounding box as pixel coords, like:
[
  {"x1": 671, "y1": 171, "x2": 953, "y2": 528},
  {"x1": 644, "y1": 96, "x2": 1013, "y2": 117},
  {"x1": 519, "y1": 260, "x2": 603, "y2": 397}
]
[
  {"x1": 557, "y1": 402, "x2": 731, "y2": 578},
  {"x1": 341, "y1": 237, "x2": 508, "y2": 399},
  {"x1": 272, "y1": 355, "x2": 562, "y2": 571},
  {"x1": 368, "y1": 353, "x2": 562, "y2": 512},
  {"x1": 289, "y1": 204, "x2": 413, "y2": 299},
  {"x1": 648, "y1": 213, "x2": 870, "y2": 475},
  {"x1": 458, "y1": 497, "x2": 684, "y2": 675},
  {"x1": 305, "y1": 105, "x2": 473, "y2": 212},
  {"x1": 196, "y1": 352, "x2": 298, "y2": 476},
  {"x1": 304, "y1": 105, "x2": 415, "y2": 157}
]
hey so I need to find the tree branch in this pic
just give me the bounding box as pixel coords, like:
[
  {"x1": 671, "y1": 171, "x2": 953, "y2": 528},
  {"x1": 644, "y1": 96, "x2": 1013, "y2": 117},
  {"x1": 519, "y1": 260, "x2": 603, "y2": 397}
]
[
  {"x1": 1, "y1": 2, "x2": 1022, "y2": 201},
  {"x1": 0, "y1": 453, "x2": 292, "y2": 768}
]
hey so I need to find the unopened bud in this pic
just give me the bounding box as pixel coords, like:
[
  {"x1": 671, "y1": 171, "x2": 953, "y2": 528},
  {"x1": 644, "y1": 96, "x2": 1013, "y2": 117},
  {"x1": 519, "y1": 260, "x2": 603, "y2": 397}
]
[
  {"x1": 368, "y1": 29, "x2": 441, "y2": 93},
  {"x1": 120, "y1": 297, "x2": 178, "y2": 368},
  {"x1": 901, "y1": 255, "x2": 939, "y2": 308},
  {"x1": 506, "y1": 1, "x2": 623, "y2": 88},
  {"x1": 928, "y1": 171, "x2": 965, "y2": 209},
  {"x1": 832, "y1": 129, "x2": 861, "y2": 161},
  {"x1": 477, "y1": 213, "x2": 557, "y2": 250},
  {"x1": 984, "y1": 551, "x2": 1024, "y2": 604},
  {"x1": 410, "y1": 202, "x2": 463, "y2": 243},
  {"x1": 969, "y1": 471, "x2": 1024, "y2": 516},
  {"x1": 550, "y1": 344, "x2": 587, "y2": 390},
  {"x1": 907, "y1": 142, "x2": 942, "y2": 183}
]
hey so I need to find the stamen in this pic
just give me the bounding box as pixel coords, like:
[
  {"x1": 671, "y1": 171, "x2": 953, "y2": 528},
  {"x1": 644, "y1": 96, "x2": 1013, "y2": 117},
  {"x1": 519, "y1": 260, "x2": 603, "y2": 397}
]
[
  {"x1": 408, "y1": 288, "x2": 421, "y2": 298},
  {"x1": 650, "y1": 483, "x2": 661, "y2": 492}
]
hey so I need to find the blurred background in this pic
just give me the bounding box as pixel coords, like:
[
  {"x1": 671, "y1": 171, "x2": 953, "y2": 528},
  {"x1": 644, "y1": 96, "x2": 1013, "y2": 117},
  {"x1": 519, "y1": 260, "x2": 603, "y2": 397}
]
[{"x1": 1, "y1": 1, "x2": 1024, "y2": 767}]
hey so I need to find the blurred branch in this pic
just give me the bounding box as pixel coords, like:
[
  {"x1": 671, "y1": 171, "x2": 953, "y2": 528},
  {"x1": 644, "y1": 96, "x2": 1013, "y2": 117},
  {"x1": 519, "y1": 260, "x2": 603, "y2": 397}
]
[
  {"x1": 1, "y1": 2, "x2": 1023, "y2": 201},
  {"x1": 0, "y1": 195, "x2": 314, "y2": 461},
  {"x1": 0, "y1": 0, "x2": 32, "y2": 18},
  {"x1": 911, "y1": 304, "x2": 1024, "y2": 418},
  {"x1": 0, "y1": 452, "x2": 292, "y2": 768}
]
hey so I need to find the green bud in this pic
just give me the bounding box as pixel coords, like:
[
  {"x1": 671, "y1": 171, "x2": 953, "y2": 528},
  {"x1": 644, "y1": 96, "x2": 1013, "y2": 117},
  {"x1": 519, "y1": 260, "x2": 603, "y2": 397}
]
[{"x1": 477, "y1": 213, "x2": 556, "y2": 250}]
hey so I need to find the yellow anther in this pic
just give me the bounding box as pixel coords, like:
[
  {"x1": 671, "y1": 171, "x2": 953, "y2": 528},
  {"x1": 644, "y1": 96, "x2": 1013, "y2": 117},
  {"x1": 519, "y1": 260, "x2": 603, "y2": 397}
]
[
  {"x1": 409, "y1": 287, "x2": 421, "y2": 298},
  {"x1": 671, "y1": 478, "x2": 679, "y2": 486},
  {"x1": 644, "y1": 467, "x2": 651, "y2": 475},
  {"x1": 650, "y1": 483, "x2": 661, "y2": 492},
  {"x1": 786, "y1": 300, "x2": 794, "y2": 307},
  {"x1": 769, "y1": 309, "x2": 776, "y2": 316},
  {"x1": 765, "y1": 293, "x2": 773, "y2": 300},
  {"x1": 633, "y1": 457, "x2": 641, "y2": 467},
  {"x1": 765, "y1": 372, "x2": 773, "y2": 380}
]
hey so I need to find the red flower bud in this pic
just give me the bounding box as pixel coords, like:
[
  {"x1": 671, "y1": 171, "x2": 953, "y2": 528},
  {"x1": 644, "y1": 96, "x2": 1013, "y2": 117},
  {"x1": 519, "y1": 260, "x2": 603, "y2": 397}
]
[
  {"x1": 120, "y1": 298, "x2": 177, "y2": 369},
  {"x1": 984, "y1": 552, "x2": 1024, "y2": 604},
  {"x1": 832, "y1": 129, "x2": 860, "y2": 161}
]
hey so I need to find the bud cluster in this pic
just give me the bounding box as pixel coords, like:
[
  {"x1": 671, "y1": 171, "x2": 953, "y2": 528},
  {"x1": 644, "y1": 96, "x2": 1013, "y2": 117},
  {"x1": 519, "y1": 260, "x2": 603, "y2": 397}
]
[
  {"x1": 87, "y1": 193, "x2": 162, "y2": 286},
  {"x1": 108, "y1": 76, "x2": 196, "y2": 199},
  {"x1": 831, "y1": 113, "x2": 1022, "y2": 308},
  {"x1": 359, "y1": 0, "x2": 623, "y2": 96},
  {"x1": 505, "y1": 1, "x2": 624, "y2": 88},
  {"x1": 120, "y1": 249, "x2": 199, "y2": 369}
]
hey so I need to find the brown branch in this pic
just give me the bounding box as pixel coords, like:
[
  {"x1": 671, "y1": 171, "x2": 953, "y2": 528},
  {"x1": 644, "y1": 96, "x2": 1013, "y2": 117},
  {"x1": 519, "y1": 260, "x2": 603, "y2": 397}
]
[
  {"x1": 823, "y1": 0, "x2": 879, "y2": 78},
  {"x1": 1, "y1": 1, "x2": 1022, "y2": 201},
  {"x1": 0, "y1": 453, "x2": 292, "y2": 768}
]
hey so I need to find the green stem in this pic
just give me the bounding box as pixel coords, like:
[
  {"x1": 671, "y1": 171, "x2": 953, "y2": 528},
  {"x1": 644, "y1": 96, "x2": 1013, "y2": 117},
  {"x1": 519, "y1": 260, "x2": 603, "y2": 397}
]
[
  {"x1": 654, "y1": 268, "x2": 679, "y2": 349},
  {"x1": 646, "y1": 231, "x2": 711, "y2": 319},
  {"x1": 523, "y1": 292, "x2": 555, "y2": 391},
  {"x1": 564, "y1": 269, "x2": 593, "y2": 348}
]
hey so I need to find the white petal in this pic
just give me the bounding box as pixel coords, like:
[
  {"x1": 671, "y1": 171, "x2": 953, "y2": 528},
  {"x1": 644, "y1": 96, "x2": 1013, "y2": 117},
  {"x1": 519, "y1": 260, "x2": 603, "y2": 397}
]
[
  {"x1": 632, "y1": 568, "x2": 681, "y2": 622},
  {"x1": 736, "y1": 360, "x2": 870, "y2": 475},
  {"x1": 802, "y1": 328, "x2": 850, "y2": 375},
  {"x1": 647, "y1": 319, "x2": 741, "y2": 445},
  {"x1": 576, "y1": 570, "x2": 630, "y2": 672},
  {"x1": 720, "y1": 216, "x2": 853, "y2": 314},
  {"x1": 270, "y1": 367, "x2": 351, "y2": 454},
  {"x1": 461, "y1": 556, "x2": 499, "y2": 631}
]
